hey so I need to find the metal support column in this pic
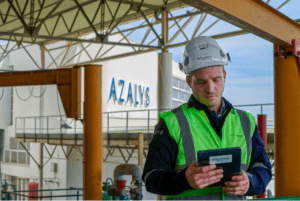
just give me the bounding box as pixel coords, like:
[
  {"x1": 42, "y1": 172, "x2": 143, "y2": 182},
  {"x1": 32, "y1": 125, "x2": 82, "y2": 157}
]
[
  {"x1": 40, "y1": 45, "x2": 45, "y2": 134},
  {"x1": 274, "y1": 44, "x2": 300, "y2": 196},
  {"x1": 39, "y1": 46, "x2": 45, "y2": 200},
  {"x1": 158, "y1": 52, "x2": 172, "y2": 111},
  {"x1": 84, "y1": 65, "x2": 102, "y2": 200},
  {"x1": 157, "y1": 9, "x2": 170, "y2": 201},
  {"x1": 257, "y1": 114, "x2": 267, "y2": 198},
  {"x1": 39, "y1": 143, "x2": 44, "y2": 199},
  {"x1": 138, "y1": 133, "x2": 144, "y2": 169},
  {"x1": 158, "y1": 9, "x2": 172, "y2": 113}
]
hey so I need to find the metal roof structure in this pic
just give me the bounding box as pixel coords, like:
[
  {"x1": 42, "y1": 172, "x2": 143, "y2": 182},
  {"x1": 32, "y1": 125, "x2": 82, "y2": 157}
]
[
  {"x1": 0, "y1": 0, "x2": 295, "y2": 69},
  {"x1": 2, "y1": 0, "x2": 300, "y2": 199}
]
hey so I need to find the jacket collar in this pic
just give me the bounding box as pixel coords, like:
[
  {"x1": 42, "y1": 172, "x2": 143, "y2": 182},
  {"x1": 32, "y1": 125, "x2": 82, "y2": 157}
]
[{"x1": 187, "y1": 94, "x2": 233, "y2": 114}]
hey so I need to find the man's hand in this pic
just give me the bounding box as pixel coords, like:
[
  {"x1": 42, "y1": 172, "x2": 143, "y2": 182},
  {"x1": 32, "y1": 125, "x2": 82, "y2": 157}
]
[
  {"x1": 222, "y1": 170, "x2": 250, "y2": 195},
  {"x1": 185, "y1": 161, "x2": 223, "y2": 189}
]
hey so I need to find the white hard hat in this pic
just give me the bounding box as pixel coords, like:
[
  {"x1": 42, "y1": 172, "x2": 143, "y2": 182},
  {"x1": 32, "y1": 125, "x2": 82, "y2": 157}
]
[{"x1": 179, "y1": 36, "x2": 231, "y2": 74}]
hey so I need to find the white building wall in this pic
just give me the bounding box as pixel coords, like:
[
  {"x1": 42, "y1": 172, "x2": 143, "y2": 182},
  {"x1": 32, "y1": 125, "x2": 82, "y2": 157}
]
[
  {"x1": 0, "y1": 42, "x2": 72, "y2": 198},
  {"x1": 0, "y1": 35, "x2": 182, "y2": 200},
  {"x1": 0, "y1": 54, "x2": 13, "y2": 151}
]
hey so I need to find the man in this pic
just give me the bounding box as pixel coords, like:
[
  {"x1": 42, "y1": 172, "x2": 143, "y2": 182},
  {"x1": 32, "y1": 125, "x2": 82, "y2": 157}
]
[{"x1": 142, "y1": 36, "x2": 272, "y2": 200}]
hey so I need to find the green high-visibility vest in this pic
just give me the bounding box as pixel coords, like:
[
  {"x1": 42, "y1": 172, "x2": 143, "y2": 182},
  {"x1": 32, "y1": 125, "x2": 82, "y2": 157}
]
[{"x1": 159, "y1": 103, "x2": 256, "y2": 200}]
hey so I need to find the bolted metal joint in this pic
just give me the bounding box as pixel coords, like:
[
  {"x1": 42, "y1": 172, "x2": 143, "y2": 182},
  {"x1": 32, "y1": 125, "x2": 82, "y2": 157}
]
[{"x1": 292, "y1": 39, "x2": 300, "y2": 58}]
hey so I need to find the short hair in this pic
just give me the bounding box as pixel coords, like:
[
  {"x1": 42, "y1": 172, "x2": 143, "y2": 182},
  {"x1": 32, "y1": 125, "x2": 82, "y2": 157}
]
[{"x1": 188, "y1": 66, "x2": 225, "y2": 78}]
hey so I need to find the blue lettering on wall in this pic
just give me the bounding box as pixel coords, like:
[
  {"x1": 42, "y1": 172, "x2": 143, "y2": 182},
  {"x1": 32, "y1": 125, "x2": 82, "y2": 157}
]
[
  {"x1": 109, "y1": 77, "x2": 150, "y2": 106},
  {"x1": 146, "y1": 87, "x2": 150, "y2": 106},
  {"x1": 109, "y1": 78, "x2": 117, "y2": 100},
  {"x1": 135, "y1": 84, "x2": 139, "y2": 105},
  {"x1": 127, "y1": 82, "x2": 133, "y2": 103},
  {"x1": 140, "y1": 85, "x2": 145, "y2": 105},
  {"x1": 119, "y1": 79, "x2": 125, "y2": 102}
]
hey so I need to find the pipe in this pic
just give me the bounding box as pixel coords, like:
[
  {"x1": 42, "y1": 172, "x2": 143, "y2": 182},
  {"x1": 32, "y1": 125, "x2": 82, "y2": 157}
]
[
  {"x1": 274, "y1": 44, "x2": 300, "y2": 196},
  {"x1": 83, "y1": 65, "x2": 102, "y2": 200},
  {"x1": 113, "y1": 164, "x2": 143, "y2": 182},
  {"x1": 114, "y1": 164, "x2": 143, "y2": 200},
  {"x1": 257, "y1": 114, "x2": 267, "y2": 198}
]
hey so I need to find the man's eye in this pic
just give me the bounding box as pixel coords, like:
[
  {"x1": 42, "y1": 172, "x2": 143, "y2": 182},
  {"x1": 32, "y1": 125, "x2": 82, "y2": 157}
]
[
  {"x1": 213, "y1": 78, "x2": 220, "y2": 82},
  {"x1": 197, "y1": 81, "x2": 205, "y2": 84}
]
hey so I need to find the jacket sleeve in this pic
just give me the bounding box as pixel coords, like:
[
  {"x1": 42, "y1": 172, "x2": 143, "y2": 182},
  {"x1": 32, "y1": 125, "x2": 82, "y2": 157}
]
[
  {"x1": 245, "y1": 125, "x2": 273, "y2": 196},
  {"x1": 142, "y1": 119, "x2": 193, "y2": 195}
]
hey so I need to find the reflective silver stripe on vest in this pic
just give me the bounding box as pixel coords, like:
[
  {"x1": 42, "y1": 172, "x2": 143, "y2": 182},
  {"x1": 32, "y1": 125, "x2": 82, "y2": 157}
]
[
  {"x1": 166, "y1": 193, "x2": 247, "y2": 201},
  {"x1": 174, "y1": 106, "x2": 196, "y2": 168},
  {"x1": 172, "y1": 108, "x2": 252, "y2": 200},
  {"x1": 174, "y1": 165, "x2": 187, "y2": 172},
  {"x1": 236, "y1": 109, "x2": 251, "y2": 170}
]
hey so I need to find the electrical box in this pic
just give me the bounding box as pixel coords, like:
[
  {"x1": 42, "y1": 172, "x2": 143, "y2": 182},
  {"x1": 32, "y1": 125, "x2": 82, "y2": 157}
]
[{"x1": 50, "y1": 163, "x2": 57, "y2": 173}]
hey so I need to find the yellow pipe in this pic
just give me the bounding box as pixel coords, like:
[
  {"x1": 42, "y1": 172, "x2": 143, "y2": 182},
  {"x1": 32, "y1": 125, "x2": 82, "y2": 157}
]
[
  {"x1": 274, "y1": 44, "x2": 300, "y2": 196},
  {"x1": 83, "y1": 65, "x2": 102, "y2": 200}
]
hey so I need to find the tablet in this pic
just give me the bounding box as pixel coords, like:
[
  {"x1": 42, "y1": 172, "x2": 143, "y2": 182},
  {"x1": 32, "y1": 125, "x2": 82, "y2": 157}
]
[{"x1": 197, "y1": 147, "x2": 241, "y2": 187}]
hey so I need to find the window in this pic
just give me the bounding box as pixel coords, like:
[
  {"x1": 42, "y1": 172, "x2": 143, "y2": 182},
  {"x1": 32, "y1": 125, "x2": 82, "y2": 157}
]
[
  {"x1": 11, "y1": 151, "x2": 17, "y2": 163},
  {"x1": 5, "y1": 150, "x2": 9, "y2": 162},
  {"x1": 179, "y1": 80, "x2": 185, "y2": 89},
  {"x1": 4, "y1": 138, "x2": 30, "y2": 164},
  {"x1": 172, "y1": 77, "x2": 192, "y2": 105},
  {"x1": 172, "y1": 101, "x2": 178, "y2": 109},
  {"x1": 184, "y1": 93, "x2": 190, "y2": 101},
  {"x1": 172, "y1": 78, "x2": 178, "y2": 88},
  {"x1": 10, "y1": 138, "x2": 17, "y2": 150},
  {"x1": 18, "y1": 152, "x2": 26, "y2": 164},
  {"x1": 172, "y1": 89, "x2": 178, "y2": 99},
  {"x1": 179, "y1": 91, "x2": 185, "y2": 101}
]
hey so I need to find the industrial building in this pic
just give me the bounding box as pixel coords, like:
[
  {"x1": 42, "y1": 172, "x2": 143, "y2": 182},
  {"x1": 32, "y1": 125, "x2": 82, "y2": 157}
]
[
  {"x1": 0, "y1": 0, "x2": 298, "y2": 200},
  {"x1": 0, "y1": 34, "x2": 192, "y2": 199}
]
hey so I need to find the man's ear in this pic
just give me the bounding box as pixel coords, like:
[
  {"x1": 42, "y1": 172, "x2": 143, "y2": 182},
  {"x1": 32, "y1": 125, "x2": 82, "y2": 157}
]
[
  {"x1": 223, "y1": 70, "x2": 227, "y2": 82},
  {"x1": 186, "y1": 75, "x2": 192, "y2": 88}
]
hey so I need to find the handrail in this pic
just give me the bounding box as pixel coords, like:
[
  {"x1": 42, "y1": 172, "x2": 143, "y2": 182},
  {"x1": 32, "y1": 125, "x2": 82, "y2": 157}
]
[
  {"x1": 2, "y1": 188, "x2": 83, "y2": 200},
  {"x1": 15, "y1": 103, "x2": 275, "y2": 141}
]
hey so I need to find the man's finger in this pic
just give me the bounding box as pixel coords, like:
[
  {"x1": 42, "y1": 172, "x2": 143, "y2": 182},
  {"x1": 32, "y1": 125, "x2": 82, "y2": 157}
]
[
  {"x1": 231, "y1": 173, "x2": 247, "y2": 181},
  {"x1": 198, "y1": 177, "x2": 222, "y2": 189},
  {"x1": 222, "y1": 185, "x2": 248, "y2": 196},
  {"x1": 231, "y1": 170, "x2": 247, "y2": 181},
  {"x1": 196, "y1": 174, "x2": 223, "y2": 185},
  {"x1": 224, "y1": 180, "x2": 247, "y2": 187},
  {"x1": 195, "y1": 164, "x2": 217, "y2": 174},
  {"x1": 223, "y1": 189, "x2": 245, "y2": 196},
  {"x1": 195, "y1": 168, "x2": 223, "y2": 180}
]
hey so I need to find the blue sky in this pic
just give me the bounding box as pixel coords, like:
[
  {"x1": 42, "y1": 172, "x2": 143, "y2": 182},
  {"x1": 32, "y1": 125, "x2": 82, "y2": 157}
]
[
  {"x1": 165, "y1": 0, "x2": 300, "y2": 124},
  {"x1": 1, "y1": 0, "x2": 300, "y2": 125}
]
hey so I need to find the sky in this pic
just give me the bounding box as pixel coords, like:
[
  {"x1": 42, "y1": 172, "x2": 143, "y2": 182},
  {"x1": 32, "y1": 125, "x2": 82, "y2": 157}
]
[
  {"x1": 164, "y1": 0, "x2": 300, "y2": 125},
  {"x1": 1, "y1": 0, "x2": 300, "y2": 125}
]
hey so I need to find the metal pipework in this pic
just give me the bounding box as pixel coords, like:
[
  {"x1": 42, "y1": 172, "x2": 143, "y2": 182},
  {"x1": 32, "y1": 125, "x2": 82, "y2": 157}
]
[
  {"x1": 114, "y1": 164, "x2": 143, "y2": 182},
  {"x1": 113, "y1": 164, "x2": 143, "y2": 200}
]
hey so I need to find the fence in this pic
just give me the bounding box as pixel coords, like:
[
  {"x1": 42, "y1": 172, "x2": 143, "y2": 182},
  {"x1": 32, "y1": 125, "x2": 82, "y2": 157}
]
[
  {"x1": 2, "y1": 187, "x2": 83, "y2": 200},
  {"x1": 15, "y1": 103, "x2": 275, "y2": 138}
]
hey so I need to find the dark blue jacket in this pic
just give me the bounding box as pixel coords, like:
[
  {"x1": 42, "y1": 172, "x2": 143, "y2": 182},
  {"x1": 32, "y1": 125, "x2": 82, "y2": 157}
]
[{"x1": 142, "y1": 95, "x2": 272, "y2": 196}]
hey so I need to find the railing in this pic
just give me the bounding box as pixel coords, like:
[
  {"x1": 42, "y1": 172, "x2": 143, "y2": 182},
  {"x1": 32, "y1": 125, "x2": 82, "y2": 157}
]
[
  {"x1": 15, "y1": 103, "x2": 275, "y2": 141},
  {"x1": 15, "y1": 115, "x2": 84, "y2": 137},
  {"x1": 234, "y1": 103, "x2": 274, "y2": 128},
  {"x1": 2, "y1": 187, "x2": 83, "y2": 200}
]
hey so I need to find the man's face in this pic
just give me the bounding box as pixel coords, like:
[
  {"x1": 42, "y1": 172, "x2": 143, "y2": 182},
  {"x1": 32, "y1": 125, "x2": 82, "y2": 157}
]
[{"x1": 186, "y1": 66, "x2": 226, "y2": 108}]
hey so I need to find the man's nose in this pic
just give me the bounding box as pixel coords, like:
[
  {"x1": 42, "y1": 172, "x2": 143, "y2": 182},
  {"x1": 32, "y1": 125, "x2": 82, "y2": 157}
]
[{"x1": 206, "y1": 80, "x2": 214, "y2": 93}]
